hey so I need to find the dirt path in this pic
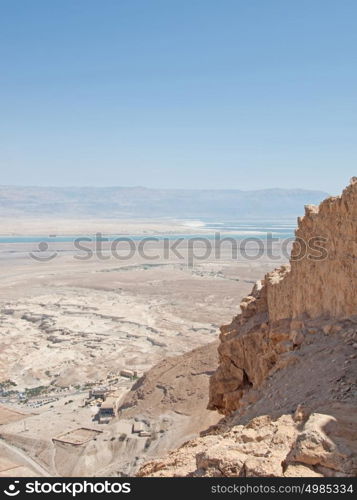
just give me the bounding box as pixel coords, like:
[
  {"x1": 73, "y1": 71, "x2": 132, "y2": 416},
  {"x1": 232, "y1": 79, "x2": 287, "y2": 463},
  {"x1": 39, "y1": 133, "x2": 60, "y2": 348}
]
[{"x1": 0, "y1": 439, "x2": 51, "y2": 477}]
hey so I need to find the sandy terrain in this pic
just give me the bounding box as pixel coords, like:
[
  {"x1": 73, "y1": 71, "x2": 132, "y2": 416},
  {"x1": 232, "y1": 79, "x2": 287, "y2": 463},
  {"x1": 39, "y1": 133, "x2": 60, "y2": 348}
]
[
  {"x1": 0, "y1": 217, "x2": 204, "y2": 236},
  {"x1": 0, "y1": 218, "x2": 289, "y2": 476}
]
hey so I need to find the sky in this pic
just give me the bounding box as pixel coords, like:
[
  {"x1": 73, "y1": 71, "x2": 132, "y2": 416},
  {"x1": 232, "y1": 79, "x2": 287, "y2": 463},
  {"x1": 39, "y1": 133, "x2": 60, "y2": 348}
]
[{"x1": 0, "y1": 0, "x2": 356, "y2": 194}]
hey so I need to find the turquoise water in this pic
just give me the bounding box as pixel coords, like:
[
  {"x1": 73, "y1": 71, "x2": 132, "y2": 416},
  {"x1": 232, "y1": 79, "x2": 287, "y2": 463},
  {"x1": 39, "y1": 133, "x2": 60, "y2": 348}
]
[{"x1": 0, "y1": 220, "x2": 296, "y2": 243}]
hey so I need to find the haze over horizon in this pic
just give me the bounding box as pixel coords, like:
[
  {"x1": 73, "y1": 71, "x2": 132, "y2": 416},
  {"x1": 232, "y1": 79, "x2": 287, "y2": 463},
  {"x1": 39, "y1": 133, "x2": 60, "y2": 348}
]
[
  {"x1": 0, "y1": 184, "x2": 329, "y2": 219},
  {"x1": 1, "y1": 0, "x2": 356, "y2": 195},
  {"x1": 0, "y1": 183, "x2": 332, "y2": 193}
]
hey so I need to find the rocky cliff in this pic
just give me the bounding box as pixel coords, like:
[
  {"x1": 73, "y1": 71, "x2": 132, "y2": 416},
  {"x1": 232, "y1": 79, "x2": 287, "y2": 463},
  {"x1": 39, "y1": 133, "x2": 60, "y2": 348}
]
[
  {"x1": 209, "y1": 177, "x2": 357, "y2": 415},
  {"x1": 138, "y1": 178, "x2": 357, "y2": 477}
]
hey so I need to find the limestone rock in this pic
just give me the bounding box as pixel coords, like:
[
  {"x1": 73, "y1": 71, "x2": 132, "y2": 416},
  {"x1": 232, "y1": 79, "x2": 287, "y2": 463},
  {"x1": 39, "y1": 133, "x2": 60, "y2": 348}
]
[
  {"x1": 209, "y1": 180, "x2": 357, "y2": 415},
  {"x1": 138, "y1": 180, "x2": 357, "y2": 478}
]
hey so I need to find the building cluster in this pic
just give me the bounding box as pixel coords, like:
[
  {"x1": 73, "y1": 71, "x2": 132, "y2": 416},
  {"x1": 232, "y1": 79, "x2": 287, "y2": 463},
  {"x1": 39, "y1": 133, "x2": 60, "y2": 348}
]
[
  {"x1": 86, "y1": 386, "x2": 127, "y2": 424},
  {"x1": 132, "y1": 421, "x2": 152, "y2": 438}
]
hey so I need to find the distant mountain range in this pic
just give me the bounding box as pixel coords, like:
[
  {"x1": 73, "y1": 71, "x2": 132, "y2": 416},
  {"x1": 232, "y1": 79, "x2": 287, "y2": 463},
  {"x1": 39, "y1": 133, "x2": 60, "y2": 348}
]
[{"x1": 0, "y1": 186, "x2": 329, "y2": 219}]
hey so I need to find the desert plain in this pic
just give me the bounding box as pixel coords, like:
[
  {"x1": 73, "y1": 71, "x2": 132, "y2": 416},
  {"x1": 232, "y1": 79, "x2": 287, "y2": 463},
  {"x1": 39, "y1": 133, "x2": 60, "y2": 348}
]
[{"x1": 0, "y1": 217, "x2": 290, "y2": 476}]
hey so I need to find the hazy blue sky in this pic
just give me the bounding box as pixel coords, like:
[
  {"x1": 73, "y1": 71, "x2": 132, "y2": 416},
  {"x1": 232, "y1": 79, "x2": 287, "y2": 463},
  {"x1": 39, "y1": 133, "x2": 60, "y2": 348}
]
[{"x1": 0, "y1": 0, "x2": 356, "y2": 194}]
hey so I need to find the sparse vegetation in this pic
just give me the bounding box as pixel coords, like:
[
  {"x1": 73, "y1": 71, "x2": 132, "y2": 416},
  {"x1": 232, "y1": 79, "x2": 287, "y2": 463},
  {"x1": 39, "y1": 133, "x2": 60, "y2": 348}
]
[
  {"x1": 0, "y1": 379, "x2": 17, "y2": 389},
  {"x1": 25, "y1": 385, "x2": 47, "y2": 397}
]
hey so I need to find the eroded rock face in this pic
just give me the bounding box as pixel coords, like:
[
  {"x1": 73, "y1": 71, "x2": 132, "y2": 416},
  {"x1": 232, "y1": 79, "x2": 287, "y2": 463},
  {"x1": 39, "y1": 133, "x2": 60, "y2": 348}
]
[
  {"x1": 209, "y1": 178, "x2": 357, "y2": 415},
  {"x1": 138, "y1": 403, "x2": 357, "y2": 477},
  {"x1": 138, "y1": 179, "x2": 357, "y2": 477}
]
